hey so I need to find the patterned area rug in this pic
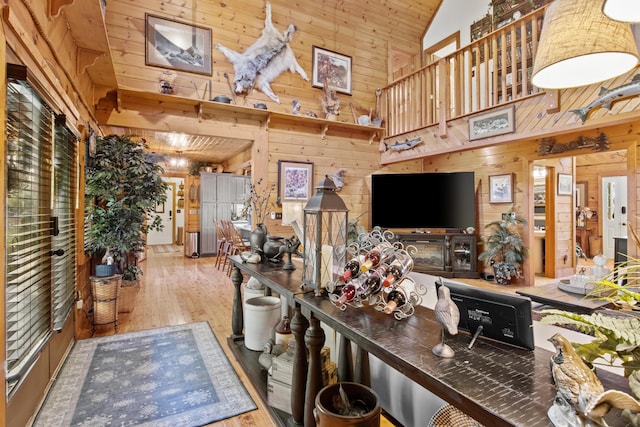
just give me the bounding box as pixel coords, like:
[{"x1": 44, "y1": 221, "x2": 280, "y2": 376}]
[{"x1": 33, "y1": 322, "x2": 257, "y2": 426}]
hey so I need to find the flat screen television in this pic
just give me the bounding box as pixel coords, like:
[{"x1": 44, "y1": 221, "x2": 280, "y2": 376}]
[
  {"x1": 371, "y1": 172, "x2": 475, "y2": 230},
  {"x1": 436, "y1": 278, "x2": 535, "y2": 350}
]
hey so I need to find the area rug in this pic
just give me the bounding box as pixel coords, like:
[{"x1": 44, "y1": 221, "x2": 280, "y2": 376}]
[{"x1": 33, "y1": 322, "x2": 257, "y2": 426}]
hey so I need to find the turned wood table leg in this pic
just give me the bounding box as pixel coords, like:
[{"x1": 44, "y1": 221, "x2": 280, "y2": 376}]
[
  {"x1": 229, "y1": 264, "x2": 244, "y2": 341},
  {"x1": 304, "y1": 315, "x2": 325, "y2": 427},
  {"x1": 338, "y1": 334, "x2": 354, "y2": 382},
  {"x1": 354, "y1": 346, "x2": 371, "y2": 387},
  {"x1": 288, "y1": 305, "x2": 309, "y2": 426}
]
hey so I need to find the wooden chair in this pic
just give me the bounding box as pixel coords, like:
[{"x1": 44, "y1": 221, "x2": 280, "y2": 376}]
[
  {"x1": 214, "y1": 219, "x2": 232, "y2": 270},
  {"x1": 222, "y1": 219, "x2": 251, "y2": 275}
]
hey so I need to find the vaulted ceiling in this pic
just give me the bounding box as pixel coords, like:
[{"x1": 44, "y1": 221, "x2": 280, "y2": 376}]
[{"x1": 67, "y1": 0, "x2": 444, "y2": 172}]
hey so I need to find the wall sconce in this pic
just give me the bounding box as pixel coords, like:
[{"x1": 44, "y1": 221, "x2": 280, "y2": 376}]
[
  {"x1": 532, "y1": 0, "x2": 639, "y2": 89},
  {"x1": 302, "y1": 176, "x2": 348, "y2": 296},
  {"x1": 603, "y1": 0, "x2": 640, "y2": 23}
]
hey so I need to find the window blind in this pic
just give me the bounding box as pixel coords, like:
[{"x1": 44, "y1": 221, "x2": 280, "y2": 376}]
[{"x1": 5, "y1": 75, "x2": 77, "y2": 394}]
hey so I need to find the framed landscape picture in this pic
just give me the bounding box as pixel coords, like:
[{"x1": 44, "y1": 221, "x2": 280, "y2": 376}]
[
  {"x1": 145, "y1": 14, "x2": 212, "y2": 75},
  {"x1": 469, "y1": 105, "x2": 515, "y2": 141},
  {"x1": 489, "y1": 173, "x2": 513, "y2": 203},
  {"x1": 558, "y1": 173, "x2": 573, "y2": 196},
  {"x1": 311, "y1": 46, "x2": 352, "y2": 95}
]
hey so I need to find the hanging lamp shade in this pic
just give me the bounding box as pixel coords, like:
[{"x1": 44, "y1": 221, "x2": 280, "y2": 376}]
[
  {"x1": 531, "y1": 0, "x2": 639, "y2": 89},
  {"x1": 603, "y1": 0, "x2": 640, "y2": 23}
]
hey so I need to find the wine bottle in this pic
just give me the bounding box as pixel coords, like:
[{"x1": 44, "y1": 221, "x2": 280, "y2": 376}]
[
  {"x1": 338, "y1": 255, "x2": 364, "y2": 282},
  {"x1": 382, "y1": 278, "x2": 415, "y2": 314},
  {"x1": 360, "y1": 243, "x2": 394, "y2": 272},
  {"x1": 337, "y1": 283, "x2": 357, "y2": 305},
  {"x1": 383, "y1": 289, "x2": 406, "y2": 314},
  {"x1": 357, "y1": 267, "x2": 383, "y2": 298},
  {"x1": 382, "y1": 255, "x2": 414, "y2": 288}
]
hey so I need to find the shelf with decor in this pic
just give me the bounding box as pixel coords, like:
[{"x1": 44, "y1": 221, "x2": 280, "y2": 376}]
[{"x1": 116, "y1": 88, "x2": 384, "y2": 143}]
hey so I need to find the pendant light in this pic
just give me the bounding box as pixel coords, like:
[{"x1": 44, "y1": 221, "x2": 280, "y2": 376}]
[
  {"x1": 603, "y1": 0, "x2": 640, "y2": 23},
  {"x1": 532, "y1": 0, "x2": 639, "y2": 89}
]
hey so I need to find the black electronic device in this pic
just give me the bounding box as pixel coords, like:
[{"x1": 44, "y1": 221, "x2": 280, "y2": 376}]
[
  {"x1": 436, "y1": 278, "x2": 535, "y2": 350},
  {"x1": 371, "y1": 172, "x2": 475, "y2": 230}
]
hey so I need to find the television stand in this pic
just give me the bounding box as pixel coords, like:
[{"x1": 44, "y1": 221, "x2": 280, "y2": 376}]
[{"x1": 394, "y1": 231, "x2": 479, "y2": 278}]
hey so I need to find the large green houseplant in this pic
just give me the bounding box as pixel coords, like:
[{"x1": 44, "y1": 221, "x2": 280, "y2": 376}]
[
  {"x1": 478, "y1": 212, "x2": 528, "y2": 284},
  {"x1": 85, "y1": 135, "x2": 168, "y2": 282}
]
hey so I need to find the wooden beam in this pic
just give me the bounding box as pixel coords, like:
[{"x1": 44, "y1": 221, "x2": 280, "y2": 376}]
[{"x1": 48, "y1": 0, "x2": 74, "y2": 18}]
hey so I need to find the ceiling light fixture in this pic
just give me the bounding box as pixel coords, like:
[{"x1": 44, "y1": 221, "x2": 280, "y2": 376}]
[
  {"x1": 603, "y1": 0, "x2": 640, "y2": 23},
  {"x1": 532, "y1": 0, "x2": 639, "y2": 89}
]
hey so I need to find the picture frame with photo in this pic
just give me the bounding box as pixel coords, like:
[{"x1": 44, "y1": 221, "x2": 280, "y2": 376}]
[
  {"x1": 558, "y1": 173, "x2": 573, "y2": 196},
  {"x1": 311, "y1": 46, "x2": 352, "y2": 95},
  {"x1": 277, "y1": 161, "x2": 314, "y2": 205},
  {"x1": 469, "y1": 105, "x2": 515, "y2": 141},
  {"x1": 489, "y1": 173, "x2": 514, "y2": 203},
  {"x1": 145, "y1": 14, "x2": 212, "y2": 75}
]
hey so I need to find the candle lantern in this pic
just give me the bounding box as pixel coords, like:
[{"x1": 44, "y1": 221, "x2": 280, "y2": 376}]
[{"x1": 302, "y1": 176, "x2": 348, "y2": 295}]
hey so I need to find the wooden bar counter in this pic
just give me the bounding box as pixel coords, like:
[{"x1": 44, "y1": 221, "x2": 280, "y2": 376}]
[{"x1": 228, "y1": 256, "x2": 627, "y2": 427}]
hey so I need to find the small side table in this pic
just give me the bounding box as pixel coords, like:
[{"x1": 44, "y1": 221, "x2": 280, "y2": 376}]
[{"x1": 90, "y1": 274, "x2": 121, "y2": 335}]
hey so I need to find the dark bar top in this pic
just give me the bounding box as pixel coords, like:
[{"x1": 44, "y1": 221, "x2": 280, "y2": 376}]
[{"x1": 229, "y1": 256, "x2": 629, "y2": 427}]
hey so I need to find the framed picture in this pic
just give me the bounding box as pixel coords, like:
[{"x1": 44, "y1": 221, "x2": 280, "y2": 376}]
[
  {"x1": 277, "y1": 161, "x2": 314, "y2": 204},
  {"x1": 469, "y1": 105, "x2": 515, "y2": 141},
  {"x1": 145, "y1": 14, "x2": 212, "y2": 75},
  {"x1": 575, "y1": 181, "x2": 587, "y2": 208},
  {"x1": 489, "y1": 173, "x2": 513, "y2": 203},
  {"x1": 558, "y1": 173, "x2": 573, "y2": 196},
  {"x1": 155, "y1": 201, "x2": 165, "y2": 213},
  {"x1": 311, "y1": 46, "x2": 352, "y2": 95}
]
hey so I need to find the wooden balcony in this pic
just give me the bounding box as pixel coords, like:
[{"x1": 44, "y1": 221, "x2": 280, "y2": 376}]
[{"x1": 380, "y1": 7, "x2": 548, "y2": 139}]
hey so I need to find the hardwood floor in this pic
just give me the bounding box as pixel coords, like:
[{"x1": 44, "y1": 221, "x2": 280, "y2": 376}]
[
  {"x1": 86, "y1": 246, "x2": 611, "y2": 427},
  {"x1": 90, "y1": 246, "x2": 278, "y2": 427}
]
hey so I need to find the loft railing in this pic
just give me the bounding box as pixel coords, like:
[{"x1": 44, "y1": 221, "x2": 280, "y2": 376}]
[{"x1": 381, "y1": 7, "x2": 548, "y2": 137}]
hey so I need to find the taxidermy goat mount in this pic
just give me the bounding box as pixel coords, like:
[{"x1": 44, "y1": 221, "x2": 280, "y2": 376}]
[
  {"x1": 570, "y1": 74, "x2": 640, "y2": 124},
  {"x1": 215, "y1": 1, "x2": 309, "y2": 104}
]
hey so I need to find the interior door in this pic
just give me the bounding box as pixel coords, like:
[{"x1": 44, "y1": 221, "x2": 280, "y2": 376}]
[
  {"x1": 146, "y1": 181, "x2": 175, "y2": 245},
  {"x1": 602, "y1": 176, "x2": 628, "y2": 258}
]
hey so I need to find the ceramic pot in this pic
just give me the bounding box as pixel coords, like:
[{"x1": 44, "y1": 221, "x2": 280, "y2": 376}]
[
  {"x1": 314, "y1": 382, "x2": 380, "y2": 426},
  {"x1": 250, "y1": 223, "x2": 268, "y2": 254},
  {"x1": 263, "y1": 235, "x2": 285, "y2": 259}
]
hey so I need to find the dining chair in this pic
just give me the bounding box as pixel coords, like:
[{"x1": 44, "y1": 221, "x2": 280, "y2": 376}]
[
  {"x1": 222, "y1": 219, "x2": 251, "y2": 276},
  {"x1": 214, "y1": 219, "x2": 232, "y2": 270}
]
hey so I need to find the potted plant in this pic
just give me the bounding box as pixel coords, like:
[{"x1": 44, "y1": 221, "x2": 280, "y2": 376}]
[
  {"x1": 85, "y1": 135, "x2": 168, "y2": 308},
  {"x1": 478, "y1": 212, "x2": 528, "y2": 284}
]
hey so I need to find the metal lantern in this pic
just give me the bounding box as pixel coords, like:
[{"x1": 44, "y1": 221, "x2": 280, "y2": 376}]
[{"x1": 302, "y1": 176, "x2": 348, "y2": 295}]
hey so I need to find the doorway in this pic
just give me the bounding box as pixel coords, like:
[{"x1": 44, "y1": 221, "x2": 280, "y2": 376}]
[
  {"x1": 602, "y1": 176, "x2": 628, "y2": 258},
  {"x1": 147, "y1": 178, "x2": 185, "y2": 246}
]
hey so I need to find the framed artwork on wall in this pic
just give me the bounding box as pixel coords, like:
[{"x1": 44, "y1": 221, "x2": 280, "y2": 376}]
[
  {"x1": 277, "y1": 161, "x2": 314, "y2": 205},
  {"x1": 311, "y1": 46, "x2": 352, "y2": 95},
  {"x1": 558, "y1": 173, "x2": 573, "y2": 196},
  {"x1": 469, "y1": 105, "x2": 515, "y2": 141},
  {"x1": 575, "y1": 181, "x2": 587, "y2": 208},
  {"x1": 489, "y1": 173, "x2": 514, "y2": 203},
  {"x1": 145, "y1": 14, "x2": 212, "y2": 75}
]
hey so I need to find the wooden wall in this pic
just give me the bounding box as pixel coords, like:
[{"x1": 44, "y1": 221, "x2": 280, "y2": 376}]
[
  {"x1": 104, "y1": 0, "x2": 434, "y2": 118},
  {"x1": 421, "y1": 131, "x2": 639, "y2": 284}
]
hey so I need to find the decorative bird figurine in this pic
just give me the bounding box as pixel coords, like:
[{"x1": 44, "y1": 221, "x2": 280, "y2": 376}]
[
  {"x1": 548, "y1": 333, "x2": 640, "y2": 426},
  {"x1": 432, "y1": 283, "x2": 459, "y2": 358},
  {"x1": 332, "y1": 168, "x2": 347, "y2": 191},
  {"x1": 291, "y1": 98, "x2": 301, "y2": 115}
]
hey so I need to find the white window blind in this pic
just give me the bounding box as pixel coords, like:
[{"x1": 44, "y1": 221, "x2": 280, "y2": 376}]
[{"x1": 5, "y1": 72, "x2": 77, "y2": 394}]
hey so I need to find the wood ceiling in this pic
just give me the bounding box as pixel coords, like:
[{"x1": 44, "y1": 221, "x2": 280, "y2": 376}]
[{"x1": 80, "y1": 0, "x2": 444, "y2": 172}]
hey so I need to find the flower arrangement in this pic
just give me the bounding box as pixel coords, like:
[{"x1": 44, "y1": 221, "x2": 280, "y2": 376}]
[
  {"x1": 576, "y1": 206, "x2": 596, "y2": 227},
  {"x1": 242, "y1": 178, "x2": 275, "y2": 224}
]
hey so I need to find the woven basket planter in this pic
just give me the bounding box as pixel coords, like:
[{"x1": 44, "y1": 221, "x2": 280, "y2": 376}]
[{"x1": 118, "y1": 279, "x2": 140, "y2": 313}]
